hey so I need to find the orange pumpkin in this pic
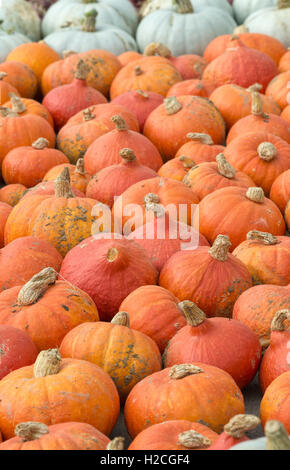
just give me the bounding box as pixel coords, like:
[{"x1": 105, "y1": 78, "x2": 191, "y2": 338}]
[
  {"x1": 281, "y1": 104, "x2": 290, "y2": 124},
  {"x1": 0, "y1": 184, "x2": 27, "y2": 207},
  {"x1": 266, "y1": 71, "x2": 290, "y2": 110},
  {"x1": 166, "y1": 79, "x2": 215, "y2": 98},
  {"x1": 43, "y1": 158, "x2": 91, "y2": 194},
  {"x1": 270, "y1": 170, "x2": 290, "y2": 213},
  {"x1": 260, "y1": 371, "x2": 290, "y2": 433},
  {"x1": 286, "y1": 201, "x2": 290, "y2": 231},
  {"x1": 118, "y1": 51, "x2": 142, "y2": 67},
  {"x1": 279, "y1": 49, "x2": 290, "y2": 72},
  {"x1": 175, "y1": 132, "x2": 225, "y2": 162},
  {"x1": 4, "y1": 93, "x2": 54, "y2": 128},
  {"x1": 22, "y1": 181, "x2": 84, "y2": 199},
  {"x1": 0, "y1": 202, "x2": 12, "y2": 248},
  {"x1": 0, "y1": 72, "x2": 20, "y2": 105},
  {"x1": 158, "y1": 156, "x2": 197, "y2": 182},
  {"x1": 0, "y1": 62, "x2": 38, "y2": 98},
  {"x1": 0, "y1": 349, "x2": 120, "y2": 439}
]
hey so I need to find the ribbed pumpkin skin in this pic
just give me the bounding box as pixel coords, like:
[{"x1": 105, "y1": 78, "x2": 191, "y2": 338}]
[
  {"x1": 0, "y1": 325, "x2": 38, "y2": 380},
  {"x1": 227, "y1": 114, "x2": 290, "y2": 145},
  {"x1": 175, "y1": 142, "x2": 225, "y2": 162},
  {"x1": 60, "y1": 321, "x2": 162, "y2": 402},
  {"x1": 43, "y1": 164, "x2": 91, "y2": 194},
  {"x1": 4, "y1": 98, "x2": 54, "y2": 128},
  {"x1": 198, "y1": 187, "x2": 285, "y2": 251},
  {"x1": 270, "y1": 170, "x2": 290, "y2": 213},
  {"x1": 266, "y1": 71, "x2": 290, "y2": 110},
  {"x1": 0, "y1": 80, "x2": 19, "y2": 105},
  {"x1": 260, "y1": 371, "x2": 290, "y2": 433},
  {"x1": 0, "y1": 280, "x2": 99, "y2": 351},
  {"x1": 166, "y1": 79, "x2": 215, "y2": 98},
  {"x1": 0, "y1": 61, "x2": 38, "y2": 98},
  {"x1": 158, "y1": 157, "x2": 197, "y2": 182},
  {"x1": 59, "y1": 236, "x2": 158, "y2": 322},
  {"x1": 260, "y1": 328, "x2": 290, "y2": 393},
  {"x1": 0, "y1": 184, "x2": 27, "y2": 207},
  {"x1": 233, "y1": 284, "x2": 290, "y2": 348},
  {"x1": 159, "y1": 247, "x2": 252, "y2": 318},
  {"x1": 124, "y1": 364, "x2": 245, "y2": 438},
  {"x1": 143, "y1": 96, "x2": 226, "y2": 161},
  {"x1": 128, "y1": 420, "x2": 218, "y2": 451},
  {"x1": 0, "y1": 358, "x2": 120, "y2": 440},
  {"x1": 0, "y1": 422, "x2": 110, "y2": 450},
  {"x1": 233, "y1": 236, "x2": 290, "y2": 286},
  {"x1": 164, "y1": 317, "x2": 261, "y2": 389},
  {"x1": 0, "y1": 202, "x2": 12, "y2": 248},
  {"x1": 279, "y1": 50, "x2": 290, "y2": 72}
]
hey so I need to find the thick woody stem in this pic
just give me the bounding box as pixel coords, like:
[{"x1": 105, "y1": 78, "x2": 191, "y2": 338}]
[
  {"x1": 246, "y1": 187, "x2": 265, "y2": 203},
  {"x1": 265, "y1": 421, "x2": 290, "y2": 450},
  {"x1": 83, "y1": 108, "x2": 96, "y2": 121},
  {"x1": 186, "y1": 133, "x2": 214, "y2": 145},
  {"x1": 169, "y1": 364, "x2": 204, "y2": 380},
  {"x1": 82, "y1": 10, "x2": 97, "y2": 32},
  {"x1": 0, "y1": 106, "x2": 18, "y2": 118},
  {"x1": 0, "y1": 72, "x2": 8, "y2": 80},
  {"x1": 107, "y1": 247, "x2": 119, "y2": 262},
  {"x1": 75, "y1": 59, "x2": 89, "y2": 80},
  {"x1": 34, "y1": 349, "x2": 62, "y2": 378},
  {"x1": 258, "y1": 142, "x2": 277, "y2": 161},
  {"x1": 216, "y1": 154, "x2": 235, "y2": 179},
  {"x1": 164, "y1": 97, "x2": 182, "y2": 115},
  {"x1": 15, "y1": 422, "x2": 50, "y2": 442},
  {"x1": 247, "y1": 230, "x2": 279, "y2": 245},
  {"x1": 224, "y1": 415, "x2": 261, "y2": 439},
  {"x1": 247, "y1": 83, "x2": 263, "y2": 93},
  {"x1": 17, "y1": 267, "x2": 57, "y2": 306},
  {"x1": 8, "y1": 93, "x2": 26, "y2": 113},
  {"x1": 111, "y1": 312, "x2": 130, "y2": 327},
  {"x1": 209, "y1": 235, "x2": 231, "y2": 262},
  {"x1": 106, "y1": 437, "x2": 125, "y2": 450},
  {"x1": 144, "y1": 193, "x2": 165, "y2": 218},
  {"x1": 277, "y1": 0, "x2": 290, "y2": 10},
  {"x1": 271, "y1": 309, "x2": 290, "y2": 332},
  {"x1": 179, "y1": 156, "x2": 196, "y2": 169},
  {"x1": 32, "y1": 138, "x2": 49, "y2": 150},
  {"x1": 120, "y1": 148, "x2": 136, "y2": 162},
  {"x1": 178, "y1": 430, "x2": 211, "y2": 449},
  {"x1": 173, "y1": 0, "x2": 194, "y2": 14},
  {"x1": 111, "y1": 115, "x2": 127, "y2": 131},
  {"x1": 234, "y1": 25, "x2": 249, "y2": 34},
  {"x1": 251, "y1": 91, "x2": 266, "y2": 117},
  {"x1": 54, "y1": 167, "x2": 75, "y2": 198},
  {"x1": 75, "y1": 158, "x2": 85, "y2": 175},
  {"x1": 178, "y1": 301, "x2": 206, "y2": 327},
  {"x1": 143, "y1": 42, "x2": 171, "y2": 58}
]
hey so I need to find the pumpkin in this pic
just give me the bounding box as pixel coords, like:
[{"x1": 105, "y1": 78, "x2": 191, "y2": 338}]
[
  {"x1": 0, "y1": 73, "x2": 20, "y2": 105},
  {"x1": 124, "y1": 363, "x2": 245, "y2": 438},
  {"x1": 43, "y1": 158, "x2": 91, "y2": 194},
  {"x1": 112, "y1": 176, "x2": 199, "y2": 232},
  {"x1": 2, "y1": 138, "x2": 68, "y2": 188},
  {"x1": 266, "y1": 71, "x2": 290, "y2": 110},
  {"x1": 0, "y1": 236, "x2": 63, "y2": 292},
  {"x1": 59, "y1": 235, "x2": 158, "y2": 322},
  {"x1": 270, "y1": 170, "x2": 290, "y2": 213},
  {"x1": 0, "y1": 184, "x2": 27, "y2": 207},
  {"x1": 175, "y1": 133, "x2": 225, "y2": 162},
  {"x1": 281, "y1": 104, "x2": 290, "y2": 124},
  {"x1": 22, "y1": 181, "x2": 84, "y2": 199},
  {"x1": 232, "y1": 0, "x2": 276, "y2": 25},
  {"x1": 0, "y1": 349, "x2": 120, "y2": 439},
  {"x1": 260, "y1": 371, "x2": 290, "y2": 433},
  {"x1": 0, "y1": 202, "x2": 12, "y2": 248},
  {"x1": 140, "y1": 0, "x2": 234, "y2": 18},
  {"x1": 199, "y1": 187, "x2": 286, "y2": 251},
  {"x1": 0, "y1": 61, "x2": 38, "y2": 98},
  {"x1": 128, "y1": 420, "x2": 218, "y2": 451},
  {"x1": 119, "y1": 285, "x2": 187, "y2": 353},
  {"x1": 0, "y1": 325, "x2": 38, "y2": 380},
  {"x1": 226, "y1": 92, "x2": 290, "y2": 145},
  {"x1": 111, "y1": 89, "x2": 163, "y2": 132},
  {"x1": 57, "y1": 104, "x2": 139, "y2": 164},
  {"x1": 259, "y1": 310, "x2": 290, "y2": 393},
  {"x1": 231, "y1": 420, "x2": 290, "y2": 450},
  {"x1": 4, "y1": 93, "x2": 54, "y2": 128},
  {"x1": 0, "y1": 0, "x2": 41, "y2": 41},
  {"x1": 29, "y1": 1, "x2": 59, "y2": 19},
  {"x1": 233, "y1": 231, "x2": 290, "y2": 286},
  {"x1": 143, "y1": 96, "x2": 226, "y2": 161},
  {"x1": 157, "y1": 156, "x2": 198, "y2": 182},
  {"x1": 209, "y1": 414, "x2": 261, "y2": 450},
  {"x1": 60, "y1": 311, "x2": 161, "y2": 402},
  {"x1": 232, "y1": 284, "x2": 290, "y2": 349},
  {"x1": 286, "y1": 202, "x2": 290, "y2": 231},
  {"x1": 166, "y1": 79, "x2": 215, "y2": 98},
  {"x1": 0, "y1": 421, "x2": 112, "y2": 451},
  {"x1": 86, "y1": 148, "x2": 158, "y2": 208},
  {"x1": 182, "y1": 153, "x2": 255, "y2": 200},
  {"x1": 209, "y1": 83, "x2": 281, "y2": 130},
  {"x1": 110, "y1": 56, "x2": 182, "y2": 99},
  {"x1": 279, "y1": 49, "x2": 290, "y2": 72},
  {"x1": 203, "y1": 36, "x2": 279, "y2": 93},
  {"x1": 224, "y1": 132, "x2": 290, "y2": 196},
  {"x1": 41, "y1": 49, "x2": 122, "y2": 98},
  {"x1": 118, "y1": 51, "x2": 142, "y2": 67},
  {"x1": 0, "y1": 31, "x2": 30, "y2": 63},
  {"x1": 159, "y1": 235, "x2": 252, "y2": 318}
]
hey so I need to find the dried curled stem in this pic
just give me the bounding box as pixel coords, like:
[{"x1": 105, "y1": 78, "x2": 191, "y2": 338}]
[
  {"x1": 111, "y1": 311, "x2": 130, "y2": 327},
  {"x1": 169, "y1": 364, "x2": 204, "y2": 380},
  {"x1": 224, "y1": 414, "x2": 261, "y2": 439}
]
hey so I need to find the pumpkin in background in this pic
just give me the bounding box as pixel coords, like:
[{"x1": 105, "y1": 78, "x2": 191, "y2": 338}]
[
  {"x1": 22, "y1": 181, "x2": 84, "y2": 199},
  {"x1": 42, "y1": 59, "x2": 107, "y2": 131},
  {"x1": 224, "y1": 131, "x2": 290, "y2": 196},
  {"x1": 86, "y1": 148, "x2": 158, "y2": 208},
  {"x1": 233, "y1": 231, "x2": 290, "y2": 286},
  {"x1": 0, "y1": 202, "x2": 12, "y2": 248},
  {"x1": 4, "y1": 93, "x2": 54, "y2": 128},
  {"x1": 260, "y1": 371, "x2": 290, "y2": 433},
  {"x1": 84, "y1": 115, "x2": 162, "y2": 175},
  {"x1": 209, "y1": 83, "x2": 281, "y2": 130},
  {"x1": 0, "y1": 325, "x2": 38, "y2": 380},
  {"x1": 0, "y1": 30, "x2": 30, "y2": 64},
  {"x1": 0, "y1": 72, "x2": 20, "y2": 105},
  {"x1": 0, "y1": 0, "x2": 41, "y2": 41},
  {"x1": 110, "y1": 89, "x2": 163, "y2": 131},
  {"x1": 163, "y1": 301, "x2": 261, "y2": 389},
  {"x1": 266, "y1": 71, "x2": 290, "y2": 110},
  {"x1": 270, "y1": 170, "x2": 290, "y2": 213},
  {"x1": 0, "y1": 61, "x2": 38, "y2": 99},
  {"x1": 0, "y1": 267, "x2": 99, "y2": 351},
  {"x1": 2, "y1": 138, "x2": 68, "y2": 188},
  {"x1": 183, "y1": 153, "x2": 255, "y2": 200},
  {"x1": 125, "y1": 363, "x2": 245, "y2": 438},
  {"x1": 0, "y1": 421, "x2": 112, "y2": 451},
  {"x1": 118, "y1": 51, "x2": 141, "y2": 67},
  {"x1": 0, "y1": 349, "x2": 120, "y2": 439},
  {"x1": 259, "y1": 310, "x2": 290, "y2": 393},
  {"x1": 57, "y1": 104, "x2": 139, "y2": 164},
  {"x1": 43, "y1": 159, "x2": 91, "y2": 194},
  {"x1": 279, "y1": 49, "x2": 290, "y2": 72},
  {"x1": 143, "y1": 96, "x2": 226, "y2": 161},
  {"x1": 60, "y1": 235, "x2": 158, "y2": 322},
  {"x1": 232, "y1": 284, "x2": 290, "y2": 350},
  {"x1": 175, "y1": 133, "x2": 225, "y2": 162},
  {"x1": 110, "y1": 56, "x2": 182, "y2": 99},
  {"x1": 166, "y1": 79, "x2": 215, "y2": 98},
  {"x1": 60, "y1": 311, "x2": 161, "y2": 402},
  {"x1": 128, "y1": 420, "x2": 218, "y2": 451},
  {"x1": 159, "y1": 235, "x2": 252, "y2": 318},
  {"x1": 199, "y1": 187, "x2": 285, "y2": 251},
  {"x1": 157, "y1": 156, "x2": 197, "y2": 182},
  {"x1": 0, "y1": 184, "x2": 27, "y2": 207},
  {"x1": 139, "y1": 0, "x2": 234, "y2": 19},
  {"x1": 232, "y1": 0, "x2": 276, "y2": 25},
  {"x1": 230, "y1": 420, "x2": 290, "y2": 451},
  {"x1": 209, "y1": 414, "x2": 261, "y2": 450}
]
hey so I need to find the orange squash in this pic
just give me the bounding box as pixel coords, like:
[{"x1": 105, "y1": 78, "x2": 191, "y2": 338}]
[
  {"x1": 158, "y1": 156, "x2": 197, "y2": 182},
  {"x1": 0, "y1": 184, "x2": 27, "y2": 207},
  {"x1": 118, "y1": 51, "x2": 142, "y2": 67},
  {"x1": 4, "y1": 93, "x2": 54, "y2": 128},
  {"x1": 166, "y1": 79, "x2": 215, "y2": 98},
  {"x1": 266, "y1": 71, "x2": 290, "y2": 110},
  {"x1": 260, "y1": 371, "x2": 290, "y2": 433},
  {"x1": 43, "y1": 159, "x2": 91, "y2": 194},
  {"x1": 0, "y1": 72, "x2": 20, "y2": 105},
  {"x1": 0, "y1": 61, "x2": 38, "y2": 98},
  {"x1": 279, "y1": 49, "x2": 290, "y2": 72},
  {"x1": 270, "y1": 170, "x2": 290, "y2": 213},
  {"x1": 281, "y1": 104, "x2": 290, "y2": 124},
  {"x1": 0, "y1": 202, "x2": 12, "y2": 248},
  {"x1": 175, "y1": 132, "x2": 225, "y2": 162}
]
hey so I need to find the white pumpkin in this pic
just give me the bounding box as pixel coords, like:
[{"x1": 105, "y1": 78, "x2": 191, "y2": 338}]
[
  {"x1": 42, "y1": 0, "x2": 138, "y2": 37},
  {"x1": 231, "y1": 421, "x2": 290, "y2": 451},
  {"x1": 0, "y1": 31, "x2": 31, "y2": 63},
  {"x1": 233, "y1": 0, "x2": 276, "y2": 25},
  {"x1": 0, "y1": 0, "x2": 41, "y2": 42},
  {"x1": 140, "y1": 0, "x2": 234, "y2": 18},
  {"x1": 245, "y1": 1, "x2": 290, "y2": 47},
  {"x1": 136, "y1": 0, "x2": 237, "y2": 56}
]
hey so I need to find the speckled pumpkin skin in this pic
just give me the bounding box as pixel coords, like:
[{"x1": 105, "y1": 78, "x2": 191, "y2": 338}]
[
  {"x1": 43, "y1": 164, "x2": 91, "y2": 194},
  {"x1": 0, "y1": 184, "x2": 27, "y2": 207}
]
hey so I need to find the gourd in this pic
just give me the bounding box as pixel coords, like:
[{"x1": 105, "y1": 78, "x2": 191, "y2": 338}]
[
  {"x1": 233, "y1": 0, "x2": 276, "y2": 25},
  {"x1": 0, "y1": 0, "x2": 41, "y2": 41},
  {"x1": 140, "y1": 0, "x2": 234, "y2": 18}
]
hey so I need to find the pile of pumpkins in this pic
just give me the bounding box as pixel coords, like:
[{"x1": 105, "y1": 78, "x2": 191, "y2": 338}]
[{"x1": 0, "y1": 0, "x2": 289, "y2": 452}]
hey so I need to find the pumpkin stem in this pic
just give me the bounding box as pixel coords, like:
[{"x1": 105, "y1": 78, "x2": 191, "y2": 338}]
[
  {"x1": 144, "y1": 193, "x2": 160, "y2": 205},
  {"x1": 111, "y1": 311, "x2": 130, "y2": 327},
  {"x1": 83, "y1": 107, "x2": 96, "y2": 121},
  {"x1": 8, "y1": 93, "x2": 26, "y2": 114},
  {"x1": 34, "y1": 349, "x2": 62, "y2": 378},
  {"x1": 186, "y1": 133, "x2": 214, "y2": 145},
  {"x1": 75, "y1": 158, "x2": 85, "y2": 175},
  {"x1": 120, "y1": 148, "x2": 136, "y2": 163},
  {"x1": 224, "y1": 415, "x2": 261, "y2": 439},
  {"x1": 234, "y1": 25, "x2": 249, "y2": 34},
  {"x1": 107, "y1": 247, "x2": 119, "y2": 262},
  {"x1": 136, "y1": 89, "x2": 149, "y2": 99},
  {"x1": 106, "y1": 437, "x2": 125, "y2": 450},
  {"x1": 277, "y1": 0, "x2": 290, "y2": 10},
  {"x1": 216, "y1": 154, "x2": 235, "y2": 179},
  {"x1": 247, "y1": 83, "x2": 263, "y2": 93},
  {"x1": 82, "y1": 9, "x2": 97, "y2": 32},
  {"x1": 169, "y1": 364, "x2": 204, "y2": 380},
  {"x1": 271, "y1": 309, "x2": 290, "y2": 332},
  {"x1": 247, "y1": 230, "x2": 280, "y2": 245},
  {"x1": 15, "y1": 422, "x2": 50, "y2": 442},
  {"x1": 134, "y1": 66, "x2": 143, "y2": 76},
  {"x1": 54, "y1": 167, "x2": 75, "y2": 198},
  {"x1": 265, "y1": 421, "x2": 290, "y2": 450},
  {"x1": 173, "y1": 0, "x2": 194, "y2": 14},
  {"x1": 111, "y1": 115, "x2": 128, "y2": 131},
  {"x1": 144, "y1": 42, "x2": 172, "y2": 58},
  {"x1": 251, "y1": 91, "x2": 268, "y2": 119},
  {"x1": 0, "y1": 106, "x2": 18, "y2": 118},
  {"x1": 178, "y1": 430, "x2": 211, "y2": 449},
  {"x1": 178, "y1": 301, "x2": 206, "y2": 327},
  {"x1": 62, "y1": 50, "x2": 77, "y2": 59},
  {"x1": 32, "y1": 138, "x2": 50, "y2": 150},
  {"x1": 179, "y1": 155, "x2": 196, "y2": 169},
  {"x1": 0, "y1": 72, "x2": 8, "y2": 80},
  {"x1": 144, "y1": 192, "x2": 165, "y2": 218},
  {"x1": 17, "y1": 267, "x2": 57, "y2": 306},
  {"x1": 246, "y1": 187, "x2": 265, "y2": 204},
  {"x1": 257, "y1": 142, "x2": 277, "y2": 162},
  {"x1": 164, "y1": 96, "x2": 182, "y2": 115},
  {"x1": 75, "y1": 59, "x2": 89, "y2": 80},
  {"x1": 209, "y1": 235, "x2": 231, "y2": 262},
  {"x1": 193, "y1": 63, "x2": 203, "y2": 78}
]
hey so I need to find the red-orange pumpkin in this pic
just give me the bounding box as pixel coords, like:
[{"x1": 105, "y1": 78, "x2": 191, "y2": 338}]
[
  {"x1": 266, "y1": 71, "x2": 290, "y2": 110},
  {"x1": 260, "y1": 371, "x2": 290, "y2": 433},
  {"x1": 0, "y1": 72, "x2": 20, "y2": 105},
  {"x1": 175, "y1": 132, "x2": 225, "y2": 162},
  {"x1": 157, "y1": 156, "x2": 197, "y2": 182},
  {"x1": 270, "y1": 170, "x2": 290, "y2": 213},
  {"x1": 166, "y1": 79, "x2": 215, "y2": 98},
  {"x1": 43, "y1": 159, "x2": 91, "y2": 194},
  {"x1": 279, "y1": 49, "x2": 290, "y2": 72},
  {"x1": 281, "y1": 105, "x2": 290, "y2": 124},
  {"x1": 0, "y1": 202, "x2": 12, "y2": 248}
]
